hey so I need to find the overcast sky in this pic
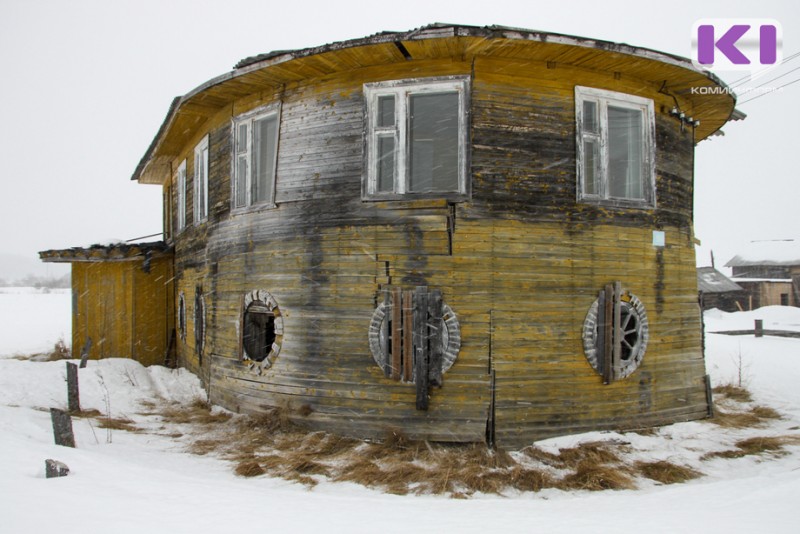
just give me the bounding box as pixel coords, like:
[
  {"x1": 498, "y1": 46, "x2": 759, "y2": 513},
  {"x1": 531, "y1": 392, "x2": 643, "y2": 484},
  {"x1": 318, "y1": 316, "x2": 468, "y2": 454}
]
[{"x1": 0, "y1": 0, "x2": 797, "y2": 274}]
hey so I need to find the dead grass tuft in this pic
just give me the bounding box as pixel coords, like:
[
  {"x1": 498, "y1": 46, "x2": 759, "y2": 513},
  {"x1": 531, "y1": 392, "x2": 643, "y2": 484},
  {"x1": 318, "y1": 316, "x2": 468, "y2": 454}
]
[
  {"x1": 635, "y1": 460, "x2": 702, "y2": 484},
  {"x1": 160, "y1": 400, "x2": 232, "y2": 426},
  {"x1": 560, "y1": 461, "x2": 636, "y2": 491},
  {"x1": 72, "y1": 408, "x2": 103, "y2": 418},
  {"x1": 711, "y1": 405, "x2": 782, "y2": 428},
  {"x1": 97, "y1": 417, "x2": 140, "y2": 433},
  {"x1": 235, "y1": 460, "x2": 265, "y2": 477},
  {"x1": 189, "y1": 439, "x2": 226, "y2": 456},
  {"x1": 557, "y1": 441, "x2": 624, "y2": 468},
  {"x1": 713, "y1": 384, "x2": 753, "y2": 403},
  {"x1": 702, "y1": 435, "x2": 797, "y2": 460}
]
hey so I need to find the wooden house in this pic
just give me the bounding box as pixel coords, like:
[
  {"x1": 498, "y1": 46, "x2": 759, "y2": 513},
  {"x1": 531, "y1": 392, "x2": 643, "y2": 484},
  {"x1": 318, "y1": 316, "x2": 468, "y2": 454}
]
[
  {"x1": 726, "y1": 240, "x2": 800, "y2": 309},
  {"x1": 45, "y1": 24, "x2": 741, "y2": 447},
  {"x1": 697, "y1": 267, "x2": 746, "y2": 312}
]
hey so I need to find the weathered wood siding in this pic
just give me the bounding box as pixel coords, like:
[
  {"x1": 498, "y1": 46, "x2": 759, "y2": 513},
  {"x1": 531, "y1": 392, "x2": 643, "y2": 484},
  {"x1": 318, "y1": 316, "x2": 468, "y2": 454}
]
[
  {"x1": 168, "y1": 53, "x2": 709, "y2": 447},
  {"x1": 72, "y1": 256, "x2": 174, "y2": 366}
]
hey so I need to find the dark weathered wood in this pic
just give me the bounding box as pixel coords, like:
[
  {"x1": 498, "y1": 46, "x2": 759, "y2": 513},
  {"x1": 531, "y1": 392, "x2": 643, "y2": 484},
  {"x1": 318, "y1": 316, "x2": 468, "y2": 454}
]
[
  {"x1": 45, "y1": 459, "x2": 70, "y2": 479},
  {"x1": 415, "y1": 286, "x2": 429, "y2": 411},
  {"x1": 705, "y1": 374, "x2": 715, "y2": 418},
  {"x1": 381, "y1": 289, "x2": 391, "y2": 377},
  {"x1": 50, "y1": 408, "x2": 75, "y2": 448},
  {"x1": 402, "y1": 290, "x2": 414, "y2": 381},
  {"x1": 612, "y1": 281, "x2": 622, "y2": 380},
  {"x1": 428, "y1": 289, "x2": 444, "y2": 387},
  {"x1": 391, "y1": 286, "x2": 402, "y2": 380},
  {"x1": 66, "y1": 362, "x2": 80, "y2": 413},
  {"x1": 79, "y1": 337, "x2": 92, "y2": 368},
  {"x1": 602, "y1": 285, "x2": 614, "y2": 385},
  {"x1": 754, "y1": 319, "x2": 764, "y2": 338},
  {"x1": 164, "y1": 328, "x2": 177, "y2": 368}
]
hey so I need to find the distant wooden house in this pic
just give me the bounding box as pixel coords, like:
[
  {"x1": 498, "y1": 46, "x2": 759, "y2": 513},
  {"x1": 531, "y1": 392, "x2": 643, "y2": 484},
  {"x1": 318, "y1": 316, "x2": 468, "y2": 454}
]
[
  {"x1": 697, "y1": 266, "x2": 745, "y2": 312},
  {"x1": 726, "y1": 240, "x2": 800, "y2": 309},
  {"x1": 42, "y1": 24, "x2": 742, "y2": 447}
]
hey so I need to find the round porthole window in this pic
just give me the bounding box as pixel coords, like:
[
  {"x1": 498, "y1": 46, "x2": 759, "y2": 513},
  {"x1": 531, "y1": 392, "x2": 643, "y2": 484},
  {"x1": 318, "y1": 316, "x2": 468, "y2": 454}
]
[
  {"x1": 241, "y1": 289, "x2": 283, "y2": 374},
  {"x1": 582, "y1": 288, "x2": 648, "y2": 381}
]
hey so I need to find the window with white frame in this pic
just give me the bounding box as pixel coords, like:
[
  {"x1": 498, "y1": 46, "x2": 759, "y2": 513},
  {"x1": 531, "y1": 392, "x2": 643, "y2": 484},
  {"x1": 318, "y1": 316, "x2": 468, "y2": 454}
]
[
  {"x1": 193, "y1": 136, "x2": 209, "y2": 224},
  {"x1": 364, "y1": 77, "x2": 469, "y2": 200},
  {"x1": 575, "y1": 87, "x2": 655, "y2": 207},
  {"x1": 232, "y1": 104, "x2": 280, "y2": 209},
  {"x1": 175, "y1": 160, "x2": 186, "y2": 233}
]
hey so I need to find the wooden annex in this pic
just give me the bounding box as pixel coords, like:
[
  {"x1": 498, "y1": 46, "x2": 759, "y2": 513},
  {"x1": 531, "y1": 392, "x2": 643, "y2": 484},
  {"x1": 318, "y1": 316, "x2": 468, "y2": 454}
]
[
  {"x1": 40, "y1": 242, "x2": 174, "y2": 367},
  {"x1": 45, "y1": 24, "x2": 741, "y2": 448}
]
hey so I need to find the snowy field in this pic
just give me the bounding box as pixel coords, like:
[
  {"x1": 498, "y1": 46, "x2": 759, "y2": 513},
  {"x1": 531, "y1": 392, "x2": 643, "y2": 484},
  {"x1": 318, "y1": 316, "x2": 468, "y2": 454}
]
[{"x1": 1, "y1": 288, "x2": 799, "y2": 533}]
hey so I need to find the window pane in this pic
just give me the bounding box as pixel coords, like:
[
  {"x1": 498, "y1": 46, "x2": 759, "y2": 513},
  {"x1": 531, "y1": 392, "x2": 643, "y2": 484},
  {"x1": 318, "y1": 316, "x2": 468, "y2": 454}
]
[
  {"x1": 583, "y1": 139, "x2": 600, "y2": 196},
  {"x1": 253, "y1": 115, "x2": 278, "y2": 204},
  {"x1": 377, "y1": 95, "x2": 395, "y2": 127},
  {"x1": 377, "y1": 135, "x2": 395, "y2": 192},
  {"x1": 235, "y1": 156, "x2": 247, "y2": 207},
  {"x1": 237, "y1": 123, "x2": 248, "y2": 154},
  {"x1": 409, "y1": 92, "x2": 459, "y2": 193},
  {"x1": 583, "y1": 100, "x2": 598, "y2": 134},
  {"x1": 607, "y1": 106, "x2": 644, "y2": 199}
]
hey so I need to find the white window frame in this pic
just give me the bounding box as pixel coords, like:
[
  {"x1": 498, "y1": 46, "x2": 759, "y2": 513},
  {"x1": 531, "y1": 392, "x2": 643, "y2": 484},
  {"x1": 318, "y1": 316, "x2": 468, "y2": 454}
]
[
  {"x1": 231, "y1": 103, "x2": 281, "y2": 211},
  {"x1": 363, "y1": 76, "x2": 470, "y2": 201},
  {"x1": 193, "y1": 135, "x2": 209, "y2": 224},
  {"x1": 175, "y1": 160, "x2": 186, "y2": 233},
  {"x1": 575, "y1": 86, "x2": 656, "y2": 208}
]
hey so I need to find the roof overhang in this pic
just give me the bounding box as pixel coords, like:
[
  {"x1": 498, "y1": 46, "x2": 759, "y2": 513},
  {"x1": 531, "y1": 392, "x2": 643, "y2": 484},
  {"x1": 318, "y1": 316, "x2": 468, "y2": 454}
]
[
  {"x1": 39, "y1": 241, "x2": 173, "y2": 263},
  {"x1": 133, "y1": 23, "x2": 739, "y2": 185}
]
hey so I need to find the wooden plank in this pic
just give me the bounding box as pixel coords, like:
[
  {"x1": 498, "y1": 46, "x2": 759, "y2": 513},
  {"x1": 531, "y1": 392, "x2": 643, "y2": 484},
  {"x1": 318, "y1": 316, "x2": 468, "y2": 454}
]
[
  {"x1": 390, "y1": 286, "x2": 402, "y2": 380},
  {"x1": 428, "y1": 289, "x2": 444, "y2": 387},
  {"x1": 402, "y1": 290, "x2": 414, "y2": 381},
  {"x1": 414, "y1": 286, "x2": 429, "y2": 411}
]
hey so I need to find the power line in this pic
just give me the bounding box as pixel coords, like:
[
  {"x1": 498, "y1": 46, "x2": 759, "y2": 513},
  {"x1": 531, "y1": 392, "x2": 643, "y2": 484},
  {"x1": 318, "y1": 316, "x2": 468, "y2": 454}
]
[
  {"x1": 738, "y1": 77, "x2": 800, "y2": 105},
  {"x1": 742, "y1": 65, "x2": 800, "y2": 91},
  {"x1": 729, "y1": 51, "x2": 800, "y2": 88}
]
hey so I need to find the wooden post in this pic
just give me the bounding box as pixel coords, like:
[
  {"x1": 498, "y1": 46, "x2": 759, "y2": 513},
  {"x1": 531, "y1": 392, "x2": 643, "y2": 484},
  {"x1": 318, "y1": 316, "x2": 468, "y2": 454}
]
[
  {"x1": 755, "y1": 319, "x2": 763, "y2": 338},
  {"x1": 45, "y1": 459, "x2": 70, "y2": 478},
  {"x1": 79, "y1": 337, "x2": 92, "y2": 368},
  {"x1": 50, "y1": 408, "x2": 76, "y2": 448},
  {"x1": 66, "y1": 362, "x2": 80, "y2": 413},
  {"x1": 414, "y1": 286, "x2": 429, "y2": 411}
]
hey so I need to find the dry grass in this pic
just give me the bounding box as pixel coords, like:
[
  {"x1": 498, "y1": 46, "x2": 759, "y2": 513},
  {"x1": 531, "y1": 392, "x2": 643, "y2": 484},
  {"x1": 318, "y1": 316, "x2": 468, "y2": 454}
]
[
  {"x1": 160, "y1": 399, "x2": 232, "y2": 425},
  {"x1": 713, "y1": 384, "x2": 753, "y2": 403},
  {"x1": 560, "y1": 462, "x2": 636, "y2": 491},
  {"x1": 235, "y1": 460, "x2": 266, "y2": 478},
  {"x1": 96, "y1": 416, "x2": 140, "y2": 433},
  {"x1": 702, "y1": 435, "x2": 800, "y2": 460},
  {"x1": 13, "y1": 338, "x2": 72, "y2": 362},
  {"x1": 635, "y1": 460, "x2": 703, "y2": 484},
  {"x1": 124, "y1": 382, "x2": 793, "y2": 497}
]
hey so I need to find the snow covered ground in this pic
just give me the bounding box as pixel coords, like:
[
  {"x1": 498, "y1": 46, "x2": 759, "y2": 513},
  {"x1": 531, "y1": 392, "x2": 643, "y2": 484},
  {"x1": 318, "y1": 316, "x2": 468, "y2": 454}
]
[{"x1": 1, "y1": 288, "x2": 799, "y2": 533}]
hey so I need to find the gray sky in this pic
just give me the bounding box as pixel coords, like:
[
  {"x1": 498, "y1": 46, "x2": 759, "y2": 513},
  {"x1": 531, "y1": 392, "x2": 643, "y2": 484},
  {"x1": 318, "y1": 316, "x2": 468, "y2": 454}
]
[{"x1": 1, "y1": 0, "x2": 797, "y2": 274}]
